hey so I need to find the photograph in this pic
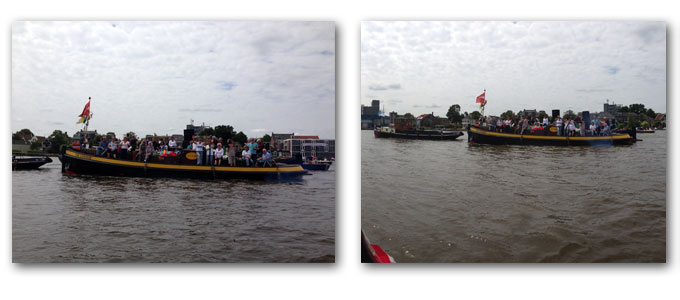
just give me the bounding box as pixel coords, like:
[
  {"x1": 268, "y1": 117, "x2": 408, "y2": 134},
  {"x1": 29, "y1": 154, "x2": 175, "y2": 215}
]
[
  {"x1": 11, "y1": 21, "x2": 336, "y2": 263},
  {"x1": 361, "y1": 21, "x2": 666, "y2": 263}
]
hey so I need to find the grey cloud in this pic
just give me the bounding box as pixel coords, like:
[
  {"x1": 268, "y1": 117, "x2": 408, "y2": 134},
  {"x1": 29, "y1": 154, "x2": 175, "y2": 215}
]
[
  {"x1": 413, "y1": 104, "x2": 441, "y2": 109},
  {"x1": 362, "y1": 21, "x2": 666, "y2": 117},
  {"x1": 369, "y1": 83, "x2": 401, "y2": 91},
  {"x1": 12, "y1": 21, "x2": 335, "y2": 139}
]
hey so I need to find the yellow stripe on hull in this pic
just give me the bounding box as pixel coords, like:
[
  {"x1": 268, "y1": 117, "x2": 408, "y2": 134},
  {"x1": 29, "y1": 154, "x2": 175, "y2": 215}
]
[
  {"x1": 469, "y1": 127, "x2": 630, "y2": 140},
  {"x1": 65, "y1": 150, "x2": 303, "y2": 173}
]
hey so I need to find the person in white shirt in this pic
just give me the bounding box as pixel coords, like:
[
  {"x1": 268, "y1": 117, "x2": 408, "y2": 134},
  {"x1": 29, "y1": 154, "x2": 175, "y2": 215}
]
[
  {"x1": 108, "y1": 138, "x2": 119, "y2": 159},
  {"x1": 213, "y1": 143, "x2": 224, "y2": 166},
  {"x1": 568, "y1": 120, "x2": 576, "y2": 136},
  {"x1": 589, "y1": 123, "x2": 596, "y2": 136},
  {"x1": 194, "y1": 138, "x2": 204, "y2": 165},
  {"x1": 168, "y1": 137, "x2": 177, "y2": 151},
  {"x1": 555, "y1": 117, "x2": 563, "y2": 136},
  {"x1": 120, "y1": 137, "x2": 130, "y2": 160},
  {"x1": 242, "y1": 145, "x2": 253, "y2": 167}
]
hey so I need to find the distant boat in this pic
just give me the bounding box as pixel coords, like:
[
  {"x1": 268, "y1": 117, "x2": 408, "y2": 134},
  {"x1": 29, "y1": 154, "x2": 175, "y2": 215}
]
[
  {"x1": 276, "y1": 154, "x2": 332, "y2": 171},
  {"x1": 467, "y1": 125, "x2": 635, "y2": 146},
  {"x1": 12, "y1": 156, "x2": 53, "y2": 170},
  {"x1": 301, "y1": 161, "x2": 332, "y2": 171},
  {"x1": 374, "y1": 127, "x2": 464, "y2": 140}
]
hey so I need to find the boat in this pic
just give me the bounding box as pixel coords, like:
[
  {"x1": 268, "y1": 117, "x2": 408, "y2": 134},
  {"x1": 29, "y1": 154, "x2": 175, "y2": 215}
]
[
  {"x1": 374, "y1": 126, "x2": 464, "y2": 140},
  {"x1": 276, "y1": 154, "x2": 333, "y2": 171},
  {"x1": 467, "y1": 125, "x2": 635, "y2": 146},
  {"x1": 301, "y1": 161, "x2": 332, "y2": 171},
  {"x1": 59, "y1": 148, "x2": 307, "y2": 181},
  {"x1": 636, "y1": 128, "x2": 655, "y2": 133},
  {"x1": 12, "y1": 156, "x2": 53, "y2": 170},
  {"x1": 361, "y1": 230, "x2": 395, "y2": 263}
]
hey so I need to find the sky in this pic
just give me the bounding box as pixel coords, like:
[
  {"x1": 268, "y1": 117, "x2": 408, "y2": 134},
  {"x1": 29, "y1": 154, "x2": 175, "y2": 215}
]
[
  {"x1": 361, "y1": 21, "x2": 667, "y2": 117},
  {"x1": 12, "y1": 21, "x2": 335, "y2": 138}
]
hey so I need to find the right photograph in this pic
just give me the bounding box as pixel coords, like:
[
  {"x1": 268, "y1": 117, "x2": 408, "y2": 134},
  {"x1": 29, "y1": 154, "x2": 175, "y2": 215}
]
[{"x1": 361, "y1": 21, "x2": 666, "y2": 263}]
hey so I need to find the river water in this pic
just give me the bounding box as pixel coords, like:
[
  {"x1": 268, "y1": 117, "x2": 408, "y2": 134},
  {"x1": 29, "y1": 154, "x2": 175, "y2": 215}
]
[
  {"x1": 362, "y1": 130, "x2": 666, "y2": 262},
  {"x1": 13, "y1": 162, "x2": 335, "y2": 263}
]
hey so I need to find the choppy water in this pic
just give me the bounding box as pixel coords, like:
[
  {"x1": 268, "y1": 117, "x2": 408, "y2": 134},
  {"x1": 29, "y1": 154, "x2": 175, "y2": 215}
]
[
  {"x1": 362, "y1": 130, "x2": 666, "y2": 262},
  {"x1": 13, "y1": 162, "x2": 335, "y2": 263}
]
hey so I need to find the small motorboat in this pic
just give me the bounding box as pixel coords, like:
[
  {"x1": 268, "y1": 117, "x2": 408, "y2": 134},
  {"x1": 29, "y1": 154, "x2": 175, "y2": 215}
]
[
  {"x1": 361, "y1": 230, "x2": 395, "y2": 263},
  {"x1": 12, "y1": 156, "x2": 53, "y2": 170}
]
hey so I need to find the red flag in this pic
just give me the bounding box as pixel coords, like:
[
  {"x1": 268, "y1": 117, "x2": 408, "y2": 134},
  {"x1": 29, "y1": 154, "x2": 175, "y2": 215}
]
[
  {"x1": 78, "y1": 98, "x2": 91, "y2": 117},
  {"x1": 475, "y1": 91, "x2": 486, "y2": 104}
]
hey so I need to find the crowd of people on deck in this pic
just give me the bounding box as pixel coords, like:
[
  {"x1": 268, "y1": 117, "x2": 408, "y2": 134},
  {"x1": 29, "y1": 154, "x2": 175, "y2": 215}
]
[
  {"x1": 86, "y1": 133, "x2": 276, "y2": 167},
  {"x1": 478, "y1": 114, "x2": 618, "y2": 137}
]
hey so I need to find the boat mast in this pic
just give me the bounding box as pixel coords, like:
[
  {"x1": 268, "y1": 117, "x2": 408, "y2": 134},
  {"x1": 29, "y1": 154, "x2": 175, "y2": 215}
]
[{"x1": 83, "y1": 97, "x2": 92, "y2": 144}]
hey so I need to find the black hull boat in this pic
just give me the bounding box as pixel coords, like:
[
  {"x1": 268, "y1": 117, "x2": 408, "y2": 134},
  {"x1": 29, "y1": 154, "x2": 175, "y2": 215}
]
[
  {"x1": 374, "y1": 128, "x2": 464, "y2": 140},
  {"x1": 467, "y1": 125, "x2": 635, "y2": 146},
  {"x1": 276, "y1": 155, "x2": 332, "y2": 171},
  {"x1": 59, "y1": 149, "x2": 306, "y2": 181},
  {"x1": 12, "y1": 156, "x2": 53, "y2": 170},
  {"x1": 301, "y1": 162, "x2": 331, "y2": 171}
]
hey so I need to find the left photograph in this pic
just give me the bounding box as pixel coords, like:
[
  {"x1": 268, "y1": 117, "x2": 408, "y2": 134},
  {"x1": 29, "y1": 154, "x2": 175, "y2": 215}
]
[{"x1": 12, "y1": 21, "x2": 336, "y2": 263}]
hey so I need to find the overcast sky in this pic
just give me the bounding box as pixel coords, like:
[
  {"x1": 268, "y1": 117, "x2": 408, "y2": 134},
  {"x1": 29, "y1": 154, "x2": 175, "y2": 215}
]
[
  {"x1": 12, "y1": 21, "x2": 335, "y2": 138},
  {"x1": 361, "y1": 21, "x2": 666, "y2": 117}
]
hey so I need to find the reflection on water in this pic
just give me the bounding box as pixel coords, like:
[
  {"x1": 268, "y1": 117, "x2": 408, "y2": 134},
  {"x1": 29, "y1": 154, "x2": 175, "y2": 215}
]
[
  {"x1": 13, "y1": 162, "x2": 335, "y2": 262},
  {"x1": 362, "y1": 130, "x2": 665, "y2": 262}
]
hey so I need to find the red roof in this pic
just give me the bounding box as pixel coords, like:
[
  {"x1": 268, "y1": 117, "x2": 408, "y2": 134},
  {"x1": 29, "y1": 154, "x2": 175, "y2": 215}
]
[{"x1": 294, "y1": 135, "x2": 319, "y2": 139}]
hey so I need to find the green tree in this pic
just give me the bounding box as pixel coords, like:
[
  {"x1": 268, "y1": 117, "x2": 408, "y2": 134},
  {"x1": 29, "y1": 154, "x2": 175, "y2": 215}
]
[
  {"x1": 618, "y1": 106, "x2": 629, "y2": 113},
  {"x1": 628, "y1": 103, "x2": 647, "y2": 115},
  {"x1": 627, "y1": 113, "x2": 639, "y2": 128},
  {"x1": 470, "y1": 111, "x2": 481, "y2": 120},
  {"x1": 262, "y1": 134, "x2": 272, "y2": 142},
  {"x1": 233, "y1": 131, "x2": 248, "y2": 145},
  {"x1": 13, "y1": 128, "x2": 34, "y2": 141},
  {"x1": 199, "y1": 128, "x2": 215, "y2": 137},
  {"x1": 47, "y1": 130, "x2": 70, "y2": 153},
  {"x1": 214, "y1": 125, "x2": 235, "y2": 141},
  {"x1": 125, "y1": 131, "x2": 136, "y2": 138},
  {"x1": 446, "y1": 104, "x2": 462, "y2": 124},
  {"x1": 106, "y1": 132, "x2": 116, "y2": 140},
  {"x1": 30, "y1": 140, "x2": 43, "y2": 151},
  {"x1": 563, "y1": 110, "x2": 576, "y2": 119},
  {"x1": 645, "y1": 108, "x2": 656, "y2": 119},
  {"x1": 538, "y1": 110, "x2": 548, "y2": 119},
  {"x1": 500, "y1": 110, "x2": 514, "y2": 119}
]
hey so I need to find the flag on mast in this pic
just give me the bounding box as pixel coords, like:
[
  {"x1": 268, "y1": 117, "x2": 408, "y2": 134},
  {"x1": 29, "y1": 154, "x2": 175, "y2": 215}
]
[
  {"x1": 476, "y1": 90, "x2": 487, "y2": 109},
  {"x1": 76, "y1": 97, "x2": 91, "y2": 124}
]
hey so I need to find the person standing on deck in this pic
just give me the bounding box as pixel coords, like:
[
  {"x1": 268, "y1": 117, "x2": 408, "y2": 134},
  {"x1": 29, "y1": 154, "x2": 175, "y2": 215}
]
[
  {"x1": 108, "y1": 138, "x2": 119, "y2": 159},
  {"x1": 205, "y1": 140, "x2": 213, "y2": 166},
  {"x1": 555, "y1": 117, "x2": 563, "y2": 136},
  {"x1": 247, "y1": 138, "x2": 258, "y2": 161},
  {"x1": 144, "y1": 139, "x2": 154, "y2": 162},
  {"x1": 194, "y1": 138, "x2": 205, "y2": 165},
  {"x1": 214, "y1": 143, "x2": 224, "y2": 166},
  {"x1": 120, "y1": 137, "x2": 130, "y2": 160},
  {"x1": 227, "y1": 139, "x2": 236, "y2": 167}
]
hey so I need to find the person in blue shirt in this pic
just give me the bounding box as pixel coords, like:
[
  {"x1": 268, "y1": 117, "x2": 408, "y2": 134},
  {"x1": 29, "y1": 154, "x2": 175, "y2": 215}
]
[
  {"x1": 257, "y1": 148, "x2": 273, "y2": 167},
  {"x1": 96, "y1": 137, "x2": 109, "y2": 157},
  {"x1": 247, "y1": 138, "x2": 258, "y2": 160}
]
